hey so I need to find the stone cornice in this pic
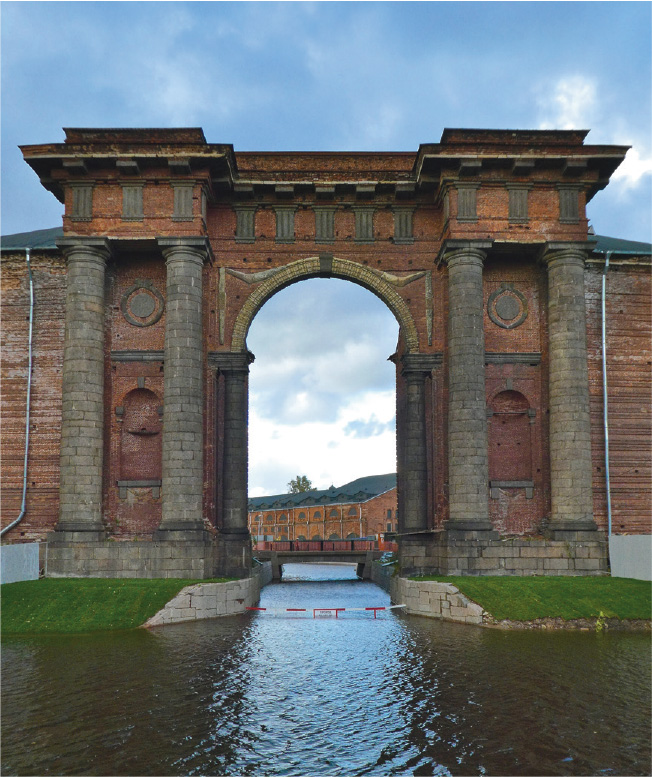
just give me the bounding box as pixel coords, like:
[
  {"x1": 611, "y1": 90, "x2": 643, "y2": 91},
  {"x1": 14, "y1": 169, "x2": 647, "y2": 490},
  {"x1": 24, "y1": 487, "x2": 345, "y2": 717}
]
[
  {"x1": 208, "y1": 351, "x2": 255, "y2": 373},
  {"x1": 400, "y1": 353, "x2": 443, "y2": 375},
  {"x1": 56, "y1": 236, "x2": 111, "y2": 261}
]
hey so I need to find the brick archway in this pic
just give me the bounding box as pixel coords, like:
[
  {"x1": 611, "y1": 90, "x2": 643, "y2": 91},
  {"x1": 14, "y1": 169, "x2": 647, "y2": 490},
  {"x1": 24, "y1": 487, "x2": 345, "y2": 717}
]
[{"x1": 230, "y1": 255, "x2": 420, "y2": 353}]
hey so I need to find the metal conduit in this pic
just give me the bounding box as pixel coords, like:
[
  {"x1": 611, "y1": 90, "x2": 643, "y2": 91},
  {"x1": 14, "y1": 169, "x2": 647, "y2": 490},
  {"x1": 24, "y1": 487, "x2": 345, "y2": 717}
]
[
  {"x1": 601, "y1": 252, "x2": 613, "y2": 537},
  {"x1": 2, "y1": 249, "x2": 34, "y2": 537}
]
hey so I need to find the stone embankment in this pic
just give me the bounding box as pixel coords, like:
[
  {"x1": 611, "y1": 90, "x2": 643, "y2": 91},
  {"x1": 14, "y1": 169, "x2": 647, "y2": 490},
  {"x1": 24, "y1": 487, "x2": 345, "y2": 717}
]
[
  {"x1": 143, "y1": 562, "x2": 272, "y2": 628},
  {"x1": 391, "y1": 576, "x2": 485, "y2": 625},
  {"x1": 370, "y1": 563, "x2": 650, "y2": 630}
]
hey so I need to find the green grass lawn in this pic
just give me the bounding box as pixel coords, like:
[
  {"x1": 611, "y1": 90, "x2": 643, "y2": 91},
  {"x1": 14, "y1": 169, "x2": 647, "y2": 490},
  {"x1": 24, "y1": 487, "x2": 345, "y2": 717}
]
[
  {"x1": 411, "y1": 575, "x2": 652, "y2": 622},
  {"x1": 1, "y1": 577, "x2": 230, "y2": 635}
]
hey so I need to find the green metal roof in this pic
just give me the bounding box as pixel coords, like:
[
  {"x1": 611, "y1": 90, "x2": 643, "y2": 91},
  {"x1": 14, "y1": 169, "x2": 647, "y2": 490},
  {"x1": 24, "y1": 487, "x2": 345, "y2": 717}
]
[
  {"x1": 0, "y1": 227, "x2": 63, "y2": 250},
  {"x1": 591, "y1": 234, "x2": 652, "y2": 255},
  {"x1": 1, "y1": 227, "x2": 650, "y2": 256},
  {"x1": 248, "y1": 473, "x2": 397, "y2": 511}
]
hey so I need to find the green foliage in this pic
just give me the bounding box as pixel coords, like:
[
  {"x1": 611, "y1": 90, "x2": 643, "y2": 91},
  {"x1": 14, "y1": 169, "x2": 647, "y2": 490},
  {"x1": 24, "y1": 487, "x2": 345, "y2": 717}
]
[
  {"x1": 1, "y1": 578, "x2": 230, "y2": 634},
  {"x1": 409, "y1": 576, "x2": 652, "y2": 622},
  {"x1": 287, "y1": 475, "x2": 313, "y2": 493}
]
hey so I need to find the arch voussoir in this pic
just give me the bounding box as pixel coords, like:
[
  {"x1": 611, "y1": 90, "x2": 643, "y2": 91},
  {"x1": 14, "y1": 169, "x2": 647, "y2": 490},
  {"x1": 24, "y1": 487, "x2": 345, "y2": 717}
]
[{"x1": 230, "y1": 256, "x2": 419, "y2": 353}]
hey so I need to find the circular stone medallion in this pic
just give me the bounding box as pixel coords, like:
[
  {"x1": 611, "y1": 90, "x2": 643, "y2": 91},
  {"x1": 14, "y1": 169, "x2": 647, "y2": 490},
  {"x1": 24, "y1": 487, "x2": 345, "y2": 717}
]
[
  {"x1": 130, "y1": 292, "x2": 157, "y2": 319},
  {"x1": 494, "y1": 294, "x2": 520, "y2": 322},
  {"x1": 120, "y1": 281, "x2": 165, "y2": 327},
  {"x1": 487, "y1": 285, "x2": 528, "y2": 330}
]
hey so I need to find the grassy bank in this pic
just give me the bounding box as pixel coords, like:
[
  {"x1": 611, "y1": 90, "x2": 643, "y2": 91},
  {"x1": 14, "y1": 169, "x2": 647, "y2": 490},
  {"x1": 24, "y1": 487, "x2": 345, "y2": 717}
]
[
  {"x1": 1, "y1": 577, "x2": 230, "y2": 634},
  {"x1": 411, "y1": 575, "x2": 651, "y2": 622}
]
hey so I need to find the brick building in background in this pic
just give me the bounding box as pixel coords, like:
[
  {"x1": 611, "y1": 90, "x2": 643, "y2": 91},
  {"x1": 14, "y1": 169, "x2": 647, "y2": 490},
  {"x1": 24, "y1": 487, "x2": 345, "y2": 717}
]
[
  {"x1": 1, "y1": 127, "x2": 650, "y2": 578},
  {"x1": 248, "y1": 474, "x2": 397, "y2": 542}
]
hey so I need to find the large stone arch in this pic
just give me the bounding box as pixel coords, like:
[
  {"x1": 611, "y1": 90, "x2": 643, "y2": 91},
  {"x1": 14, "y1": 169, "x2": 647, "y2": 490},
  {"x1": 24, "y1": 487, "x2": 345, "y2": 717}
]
[{"x1": 230, "y1": 255, "x2": 420, "y2": 353}]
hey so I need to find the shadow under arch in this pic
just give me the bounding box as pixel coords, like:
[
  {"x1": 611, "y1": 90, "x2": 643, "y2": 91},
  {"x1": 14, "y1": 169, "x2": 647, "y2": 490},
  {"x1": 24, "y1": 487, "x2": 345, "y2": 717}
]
[{"x1": 230, "y1": 256, "x2": 420, "y2": 353}]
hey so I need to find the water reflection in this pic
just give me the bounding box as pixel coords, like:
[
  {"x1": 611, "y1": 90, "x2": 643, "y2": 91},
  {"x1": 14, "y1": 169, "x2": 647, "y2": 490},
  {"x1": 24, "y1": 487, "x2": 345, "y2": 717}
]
[{"x1": 2, "y1": 564, "x2": 650, "y2": 776}]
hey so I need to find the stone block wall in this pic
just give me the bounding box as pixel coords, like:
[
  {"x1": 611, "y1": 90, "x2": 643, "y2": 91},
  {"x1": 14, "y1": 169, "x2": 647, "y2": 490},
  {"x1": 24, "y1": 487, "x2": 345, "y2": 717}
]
[
  {"x1": 399, "y1": 533, "x2": 608, "y2": 577},
  {"x1": 44, "y1": 535, "x2": 253, "y2": 579},
  {"x1": 391, "y1": 577, "x2": 486, "y2": 625},
  {"x1": 369, "y1": 560, "x2": 396, "y2": 592},
  {"x1": 143, "y1": 562, "x2": 272, "y2": 627}
]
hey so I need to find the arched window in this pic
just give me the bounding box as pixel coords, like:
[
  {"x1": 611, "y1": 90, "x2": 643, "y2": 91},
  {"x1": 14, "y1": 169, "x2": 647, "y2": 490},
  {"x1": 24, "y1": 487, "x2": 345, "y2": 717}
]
[
  {"x1": 312, "y1": 511, "x2": 321, "y2": 520},
  {"x1": 489, "y1": 390, "x2": 533, "y2": 486},
  {"x1": 328, "y1": 533, "x2": 340, "y2": 540},
  {"x1": 296, "y1": 534, "x2": 307, "y2": 541},
  {"x1": 329, "y1": 508, "x2": 339, "y2": 518},
  {"x1": 119, "y1": 388, "x2": 162, "y2": 481},
  {"x1": 279, "y1": 513, "x2": 288, "y2": 523},
  {"x1": 346, "y1": 532, "x2": 359, "y2": 539},
  {"x1": 311, "y1": 533, "x2": 323, "y2": 541},
  {"x1": 297, "y1": 511, "x2": 306, "y2": 521},
  {"x1": 347, "y1": 507, "x2": 358, "y2": 516}
]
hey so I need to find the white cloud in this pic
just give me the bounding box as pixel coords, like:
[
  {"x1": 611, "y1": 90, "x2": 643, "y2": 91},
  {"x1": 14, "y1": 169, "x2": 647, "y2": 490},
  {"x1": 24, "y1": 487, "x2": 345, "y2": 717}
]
[
  {"x1": 611, "y1": 147, "x2": 652, "y2": 191},
  {"x1": 537, "y1": 75, "x2": 598, "y2": 129},
  {"x1": 249, "y1": 389, "x2": 397, "y2": 495}
]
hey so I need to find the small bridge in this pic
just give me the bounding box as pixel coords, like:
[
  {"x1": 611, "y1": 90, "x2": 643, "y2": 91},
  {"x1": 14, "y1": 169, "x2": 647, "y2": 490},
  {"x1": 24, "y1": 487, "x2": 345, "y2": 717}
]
[{"x1": 253, "y1": 540, "x2": 385, "y2": 580}]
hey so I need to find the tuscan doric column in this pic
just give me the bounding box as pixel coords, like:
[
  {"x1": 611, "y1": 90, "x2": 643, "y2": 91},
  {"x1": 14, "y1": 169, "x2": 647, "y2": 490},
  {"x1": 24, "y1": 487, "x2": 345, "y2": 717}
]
[
  {"x1": 444, "y1": 241, "x2": 493, "y2": 532},
  {"x1": 543, "y1": 243, "x2": 597, "y2": 534},
  {"x1": 399, "y1": 354, "x2": 440, "y2": 533},
  {"x1": 210, "y1": 352, "x2": 254, "y2": 536},
  {"x1": 56, "y1": 237, "x2": 110, "y2": 536},
  {"x1": 157, "y1": 238, "x2": 208, "y2": 535}
]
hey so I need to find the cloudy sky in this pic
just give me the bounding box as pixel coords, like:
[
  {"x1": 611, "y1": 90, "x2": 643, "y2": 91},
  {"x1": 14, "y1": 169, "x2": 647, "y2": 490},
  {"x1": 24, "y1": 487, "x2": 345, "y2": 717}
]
[{"x1": 2, "y1": 2, "x2": 650, "y2": 495}]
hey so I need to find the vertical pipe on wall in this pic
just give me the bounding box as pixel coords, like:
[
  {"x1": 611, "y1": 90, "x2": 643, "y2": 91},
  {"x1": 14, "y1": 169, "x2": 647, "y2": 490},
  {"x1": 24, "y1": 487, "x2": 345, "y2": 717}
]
[
  {"x1": 2, "y1": 250, "x2": 34, "y2": 538},
  {"x1": 601, "y1": 252, "x2": 613, "y2": 537}
]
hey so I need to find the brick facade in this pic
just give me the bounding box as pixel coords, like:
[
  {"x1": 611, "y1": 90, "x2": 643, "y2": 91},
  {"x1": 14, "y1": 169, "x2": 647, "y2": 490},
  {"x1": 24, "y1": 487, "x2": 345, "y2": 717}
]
[
  {"x1": 1, "y1": 127, "x2": 650, "y2": 577},
  {"x1": 248, "y1": 483, "x2": 398, "y2": 542}
]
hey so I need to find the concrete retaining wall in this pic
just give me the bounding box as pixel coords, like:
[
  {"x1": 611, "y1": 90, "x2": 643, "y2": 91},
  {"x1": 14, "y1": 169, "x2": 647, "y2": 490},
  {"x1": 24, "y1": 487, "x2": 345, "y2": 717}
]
[
  {"x1": 609, "y1": 535, "x2": 652, "y2": 581},
  {"x1": 370, "y1": 561, "x2": 395, "y2": 592},
  {"x1": 390, "y1": 577, "x2": 486, "y2": 625},
  {"x1": 143, "y1": 562, "x2": 272, "y2": 627},
  {"x1": 1, "y1": 543, "x2": 40, "y2": 584}
]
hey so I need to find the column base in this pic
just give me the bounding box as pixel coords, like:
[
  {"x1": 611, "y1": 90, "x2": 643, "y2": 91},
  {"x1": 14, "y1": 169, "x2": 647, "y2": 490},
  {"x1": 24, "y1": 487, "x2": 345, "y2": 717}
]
[
  {"x1": 219, "y1": 531, "x2": 252, "y2": 578},
  {"x1": 444, "y1": 520, "x2": 498, "y2": 540},
  {"x1": 153, "y1": 524, "x2": 211, "y2": 542},
  {"x1": 545, "y1": 520, "x2": 601, "y2": 542},
  {"x1": 51, "y1": 524, "x2": 106, "y2": 542}
]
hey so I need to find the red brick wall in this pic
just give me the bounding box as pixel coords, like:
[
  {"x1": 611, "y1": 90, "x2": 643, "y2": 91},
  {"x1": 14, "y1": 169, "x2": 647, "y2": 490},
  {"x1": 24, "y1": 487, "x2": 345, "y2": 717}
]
[
  {"x1": 1, "y1": 251, "x2": 65, "y2": 540},
  {"x1": 248, "y1": 489, "x2": 397, "y2": 540},
  {"x1": 586, "y1": 262, "x2": 652, "y2": 534}
]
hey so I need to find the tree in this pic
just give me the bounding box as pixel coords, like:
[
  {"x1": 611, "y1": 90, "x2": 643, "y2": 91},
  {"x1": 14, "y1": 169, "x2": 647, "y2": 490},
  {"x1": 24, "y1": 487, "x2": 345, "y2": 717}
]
[{"x1": 287, "y1": 475, "x2": 313, "y2": 493}]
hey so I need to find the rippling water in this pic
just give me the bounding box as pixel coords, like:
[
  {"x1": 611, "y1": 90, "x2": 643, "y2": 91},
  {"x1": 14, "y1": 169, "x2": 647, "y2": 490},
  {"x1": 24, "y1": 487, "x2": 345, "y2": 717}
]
[{"x1": 2, "y1": 563, "x2": 650, "y2": 776}]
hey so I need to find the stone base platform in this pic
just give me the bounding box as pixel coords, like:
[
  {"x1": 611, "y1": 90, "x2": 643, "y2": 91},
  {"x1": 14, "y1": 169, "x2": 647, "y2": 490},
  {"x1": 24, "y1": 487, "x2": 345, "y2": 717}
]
[
  {"x1": 44, "y1": 533, "x2": 252, "y2": 579},
  {"x1": 398, "y1": 531, "x2": 608, "y2": 577}
]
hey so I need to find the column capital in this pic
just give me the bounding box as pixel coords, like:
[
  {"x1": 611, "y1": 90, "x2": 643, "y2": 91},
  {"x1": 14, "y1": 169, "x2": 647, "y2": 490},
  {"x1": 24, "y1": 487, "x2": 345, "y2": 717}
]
[
  {"x1": 541, "y1": 241, "x2": 594, "y2": 268},
  {"x1": 56, "y1": 236, "x2": 111, "y2": 263},
  {"x1": 208, "y1": 350, "x2": 255, "y2": 374},
  {"x1": 157, "y1": 236, "x2": 213, "y2": 264},
  {"x1": 400, "y1": 353, "x2": 443, "y2": 377},
  {"x1": 438, "y1": 239, "x2": 493, "y2": 267}
]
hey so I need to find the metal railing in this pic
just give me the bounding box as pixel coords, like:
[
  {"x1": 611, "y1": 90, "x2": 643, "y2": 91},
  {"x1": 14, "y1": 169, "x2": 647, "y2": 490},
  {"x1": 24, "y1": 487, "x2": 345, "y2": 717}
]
[{"x1": 253, "y1": 540, "x2": 377, "y2": 552}]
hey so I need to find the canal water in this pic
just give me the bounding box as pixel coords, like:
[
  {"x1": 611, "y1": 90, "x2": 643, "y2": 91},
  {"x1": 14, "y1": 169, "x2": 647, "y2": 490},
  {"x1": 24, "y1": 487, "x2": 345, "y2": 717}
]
[{"x1": 2, "y1": 564, "x2": 650, "y2": 776}]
